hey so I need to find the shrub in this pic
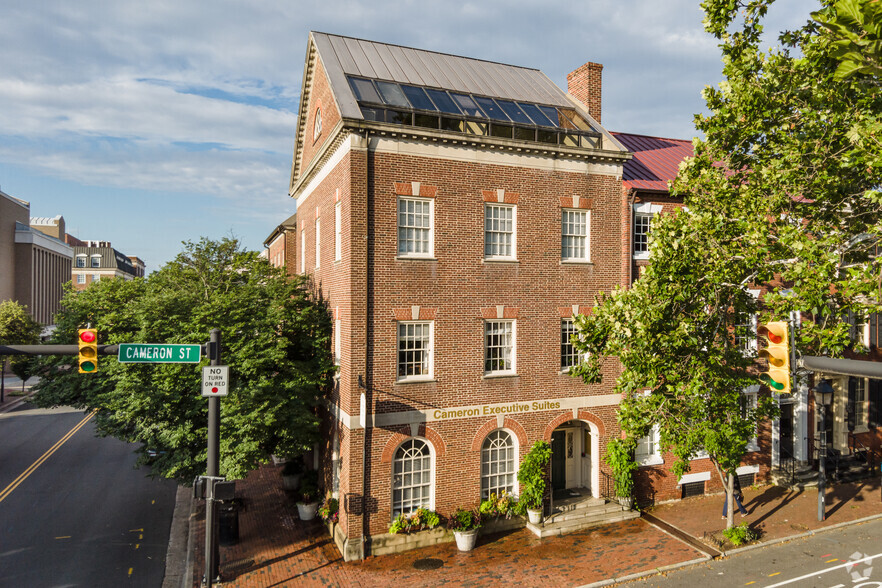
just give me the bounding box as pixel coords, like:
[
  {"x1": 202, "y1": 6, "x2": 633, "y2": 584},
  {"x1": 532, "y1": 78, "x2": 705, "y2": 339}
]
[
  {"x1": 318, "y1": 496, "x2": 338, "y2": 523},
  {"x1": 517, "y1": 441, "x2": 552, "y2": 511},
  {"x1": 605, "y1": 438, "x2": 638, "y2": 499},
  {"x1": 388, "y1": 508, "x2": 441, "y2": 535},
  {"x1": 298, "y1": 470, "x2": 319, "y2": 504},
  {"x1": 723, "y1": 522, "x2": 758, "y2": 546},
  {"x1": 479, "y1": 490, "x2": 518, "y2": 519}
]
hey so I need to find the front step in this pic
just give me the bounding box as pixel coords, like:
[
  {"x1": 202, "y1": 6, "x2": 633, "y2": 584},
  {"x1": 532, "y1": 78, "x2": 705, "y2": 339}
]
[{"x1": 526, "y1": 498, "x2": 640, "y2": 538}]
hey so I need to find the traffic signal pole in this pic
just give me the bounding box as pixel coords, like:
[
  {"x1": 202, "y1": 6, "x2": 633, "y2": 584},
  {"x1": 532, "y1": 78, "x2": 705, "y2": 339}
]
[{"x1": 204, "y1": 328, "x2": 221, "y2": 587}]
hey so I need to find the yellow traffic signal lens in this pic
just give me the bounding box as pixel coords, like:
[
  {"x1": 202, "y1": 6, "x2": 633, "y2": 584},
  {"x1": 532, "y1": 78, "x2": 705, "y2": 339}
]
[{"x1": 759, "y1": 321, "x2": 790, "y2": 394}]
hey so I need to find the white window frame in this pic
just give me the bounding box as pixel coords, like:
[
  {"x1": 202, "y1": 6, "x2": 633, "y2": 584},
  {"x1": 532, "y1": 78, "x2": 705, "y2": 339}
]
[
  {"x1": 315, "y1": 217, "x2": 321, "y2": 269},
  {"x1": 484, "y1": 320, "x2": 516, "y2": 376},
  {"x1": 853, "y1": 377, "x2": 868, "y2": 431},
  {"x1": 90, "y1": 254, "x2": 101, "y2": 268},
  {"x1": 561, "y1": 209, "x2": 590, "y2": 262},
  {"x1": 397, "y1": 197, "x2": 434, "y2": 258},
  {"x1": 76, "y1": 274, "x2": 86, "y2": 284},
  {"x1": 334, "y1": 319, "x2": 341, "y2": 366},
  {"x1": 560, "y1": 318, "x2": 581, "y2": 372},
  {"x1": 313, "y1": 107, "x2": 322, "y2": 141},
  {"x1": 484, "y1": 204, "x2": 516, "y2": 261},
  {"x1": 391, "y1": 438, "x2": 435, "y2": 518},
  {"x1": 300, "y1": 228, "x2": 306, "y2": 274},
  {"x1": 632, "y1": 203, "x2": 661, "y2": 260},
  {"x1": 397, "y1": 321, "x2": 434, "y2": 381},
  {"x1": 334, "y1": 201, "x2": 342, "y2": 262},
  {"x1": 92, "y1": 273, "x2": 100, "y2": 282},
  {"x1": 742, "y1": 385, "x2": 760, "y2": 452},
  {"x1": 481, "y1": 429, "x2": 518, "y2": 499},
  {"x1": 75, "y1": 255, "x2": 86, "y2": 268},
  {"x1": 636, "y1": 424, "x2": 663, "y2": 466}
]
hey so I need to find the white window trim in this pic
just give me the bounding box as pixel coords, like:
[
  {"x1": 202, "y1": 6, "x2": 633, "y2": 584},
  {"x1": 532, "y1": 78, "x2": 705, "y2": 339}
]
[
  {"x1": 484, "y1": 319, "x2": 516, "y2": 376},
  {"x1": 334, "y1": 201, "x2": 342, "y2": 262},
  {"x1": 315, "y1": 218, "x2": 321, "y2": 269},
  {"x1": 559, "y1": 318, "x2": 583, "y2": 373},
  {"x1": 75, "y1": 255, "x2": 87, "y2": 268},
  {"x1": 484, "y1": 203, "x2": 517, "y2": 261},
  {"x1": 391, "y1": 438, "x2": 435, "y2": 518},
  {"x1": 677, "y1": 471, "x2": 711, "y2": 486},
  {"x1": 397, "y1": 196, "x2": 434, "y2": 259},
  {"x1": 743, "y1": 384, "x2": 760, "y2": 452},
  {"x1": 481, "y1": 429, "x2": 519, "y2": 499},
  {"x1": 76, "y1": 274, "x2": 86, "y2": 284},
  {"x1": 90, "y1": 254, "x2": 102, "y2": 268},
  {"x1": 334, "y1": 319, "x2": 341, "y2": 366},
  {"x1": 636, "y1": 423, "x2": 664, "y2": 466},
  {"x1": 561, "y1": 208, "x2": 591, "y2": 263},
  {"x1": 300, "y1": 229, "x2": 306, "y2": 274},
  {"x1": 397, "y1": 321, "x2": 434, "y2": 382}
]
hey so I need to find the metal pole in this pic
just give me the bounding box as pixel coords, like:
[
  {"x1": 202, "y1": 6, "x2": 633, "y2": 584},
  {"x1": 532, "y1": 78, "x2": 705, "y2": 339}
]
[
  {"x1": 204, "y1": 328, "x2": 221, "y2": 586},
  {"x1": 818, "y1": 404, "x2": 826, "y2": 521}
]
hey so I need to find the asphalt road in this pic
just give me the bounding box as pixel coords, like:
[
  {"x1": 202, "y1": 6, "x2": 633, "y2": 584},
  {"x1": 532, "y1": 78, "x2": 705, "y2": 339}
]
[
  {"x1": 0, "y1": 404, "x2": 178, "y2": 587},
  {"x1": 623, "y1": 517, "x2": 882, "y2": 587}
]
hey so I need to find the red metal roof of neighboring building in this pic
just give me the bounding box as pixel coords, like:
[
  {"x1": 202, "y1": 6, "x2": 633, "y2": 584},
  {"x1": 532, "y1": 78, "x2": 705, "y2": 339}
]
[{"x1": 611, "y1": 132, "x2": 694, "y2": 192}]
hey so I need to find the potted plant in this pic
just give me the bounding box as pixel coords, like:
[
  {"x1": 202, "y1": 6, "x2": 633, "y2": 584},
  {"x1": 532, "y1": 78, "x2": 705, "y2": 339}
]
[
  {"x1": 606, "y1": 438, "x2": 638, "y2": 509},
  {"x1": 479, "y1": 490, "x2": 518, "y2": 520},
  {"x1": 281, "y1": 458, "x2": 304, "y2": 491},
  {"x1": 296, "y1": 470, "x2": 320, "y2": 521},
  {"x1": 447, "y1": 507, "x2": 482, "y2": 552},
  {"x1": 516, "y1": 440, "x2": 552, "y2": 524}
]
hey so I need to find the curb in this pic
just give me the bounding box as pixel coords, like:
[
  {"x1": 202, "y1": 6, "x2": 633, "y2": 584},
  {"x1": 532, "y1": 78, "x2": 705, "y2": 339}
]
[
  {"x1": 641, "y1": 512, "x2": 721, "y2": 559},
  {"x1": 162, "y1": 485, "x2": 195, "y2": 588},
  {"x1": 0, "y1": 390, "x2": 35, "y2": 414},
  {"x1": 580, "y1": 512, "x2": 882, "y2": 587}
]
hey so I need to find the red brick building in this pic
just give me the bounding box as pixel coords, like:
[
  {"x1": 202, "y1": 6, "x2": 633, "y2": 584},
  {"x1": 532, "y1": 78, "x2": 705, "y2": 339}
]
[{"x1": 284, "y1": 32, "x2": 787, "y2": 559}]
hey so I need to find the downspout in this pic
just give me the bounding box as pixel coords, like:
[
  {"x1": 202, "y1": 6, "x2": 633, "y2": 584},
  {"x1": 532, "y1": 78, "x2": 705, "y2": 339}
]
[
  {"x1": 627, "y1": 188, "x2": 637, "y2": 287},
  {"x1": 362, "y1": 129, "x2": 373, "y2": 559}
]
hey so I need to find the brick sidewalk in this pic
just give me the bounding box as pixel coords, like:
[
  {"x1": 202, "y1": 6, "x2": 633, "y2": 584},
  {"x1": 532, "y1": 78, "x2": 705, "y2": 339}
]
[{"x1": 188, "y1": 465, "x2": 882, "y2": 587}]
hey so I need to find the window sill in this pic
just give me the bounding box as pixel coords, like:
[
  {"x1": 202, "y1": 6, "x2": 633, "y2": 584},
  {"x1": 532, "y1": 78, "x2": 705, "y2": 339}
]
[
  {"x1": 638, "y1": 456, "x2": 664, "y2": 467},
  {"x1": 395, "y1": 377, "x2": 437, "y2": 385},
  {"x1": 396, "y1": 255, "x2": 437, "y2": 261},
  {"x1": 632, "y1": 252, "x2": 650, "y2": 261},
  {"x1": 482, "y1": 373, "x2": 519, "y2": 380},
  {"x1": 482, "y1": 258, "x2": 518, "y2": 264},
  {"x1": 560, "y1": 259, "x2": 592, "y2": 266}
]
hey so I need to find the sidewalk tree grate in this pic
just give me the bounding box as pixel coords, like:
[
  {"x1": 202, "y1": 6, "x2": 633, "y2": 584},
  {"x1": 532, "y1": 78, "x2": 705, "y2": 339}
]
[{"x1": 412, "y1": 558, "x2": 444, "y2": 570}]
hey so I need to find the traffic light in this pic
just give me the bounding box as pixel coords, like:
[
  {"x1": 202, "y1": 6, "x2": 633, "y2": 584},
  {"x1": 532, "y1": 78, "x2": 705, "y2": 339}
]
[
  {"x1": 78, "y1": 328, "x2": 98, "y2": 373},
  {"x1": 758, "y1": 321, "x2": 790, "y2": 394}
]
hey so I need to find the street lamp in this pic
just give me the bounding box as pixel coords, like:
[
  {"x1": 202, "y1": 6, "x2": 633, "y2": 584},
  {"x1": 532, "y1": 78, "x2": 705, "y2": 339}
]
[{"x1": 815, "y1": 379, "x2": 834, "y2": 522}]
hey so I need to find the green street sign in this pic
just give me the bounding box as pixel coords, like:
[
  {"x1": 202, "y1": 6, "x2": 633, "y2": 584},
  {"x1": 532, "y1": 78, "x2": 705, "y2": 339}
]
[{"x1": 118, "y1": 343, "x2": 202, "y2": 364}]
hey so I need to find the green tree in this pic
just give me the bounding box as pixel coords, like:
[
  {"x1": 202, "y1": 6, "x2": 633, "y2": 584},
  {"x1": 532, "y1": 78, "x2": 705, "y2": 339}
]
[
  {"x1": 33, "y1": 237, "x2": 335, "y2": 483},
  {"x1": 574, "y1": 0, "x2": 881, "y2": 527},
  {"x1": 0, "y1": 300, "x2": 42, "y2": 392}
]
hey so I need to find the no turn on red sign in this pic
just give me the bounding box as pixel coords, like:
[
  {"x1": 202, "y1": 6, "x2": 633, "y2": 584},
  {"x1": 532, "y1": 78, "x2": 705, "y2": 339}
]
[{"x1": 202, "y1": 366, "x2": 230, "y2": 397}]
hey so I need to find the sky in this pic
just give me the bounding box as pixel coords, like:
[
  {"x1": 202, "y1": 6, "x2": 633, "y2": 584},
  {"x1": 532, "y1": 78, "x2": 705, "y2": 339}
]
[{"x1": 0, "y1": 0, "x2": 820, "y2": 273}]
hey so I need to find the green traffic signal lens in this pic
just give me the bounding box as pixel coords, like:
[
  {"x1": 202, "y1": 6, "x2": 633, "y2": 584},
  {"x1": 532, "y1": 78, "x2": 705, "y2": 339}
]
[{"x1": 80, "y1": 361, "x2": 96, "y2": 372}]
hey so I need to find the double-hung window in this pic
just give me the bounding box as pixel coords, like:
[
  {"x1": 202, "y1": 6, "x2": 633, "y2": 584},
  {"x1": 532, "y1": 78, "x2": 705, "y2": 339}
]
[
  {"x1": 334, "y1": 201, "x2": 342, "y2": 261},
  {"x1": 90, "y1": 255, "x2": 101, "y2": 268},
  {"x1": 398, "y1": 197, "x2": 433, "y2": 257},
  {"x1": 484, "y1": 320, "x2": 515, "y2": 375},
  {"x1": 561, "y1": 209, "x2": 589, "y2": 262},
  {"x1": 633, "y1": 212, "x2": 652, "y2": 256},
  {"x1": 76, "y1": 274, "x2": 86, "y2": 284},
  {"x1": 315, "y1": 218, "x2": 321, "y2": 269},
  {"x1": 75, "y1": 255, "x2": 86, "y2": 268},
  {"x1": 397, "y1": 322, "x2": 433, "y2": 381},
  {"x1": 560, "y1": 319, "x2": 580, "y2": 371},
  {"x1": 300, "y1": 228, "x2": 306, "y2": 273},
  {"x1": 741, "y1": 387, "x2": 760, "y2": 451},
  {"x1": 484, "y1": 204, "x2": 515, "y2": 260},
  {"x1": 635, "y1": 424, "x2": 663, "y2": 465}
]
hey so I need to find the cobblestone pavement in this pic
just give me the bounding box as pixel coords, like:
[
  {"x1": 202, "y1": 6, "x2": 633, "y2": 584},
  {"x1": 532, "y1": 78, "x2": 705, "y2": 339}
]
[{"x1": 188, "y1": 465, "x2": 882, "y2": 587}]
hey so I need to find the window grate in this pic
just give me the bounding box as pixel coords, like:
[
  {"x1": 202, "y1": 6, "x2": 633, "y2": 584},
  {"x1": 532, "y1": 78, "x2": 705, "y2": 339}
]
[
  {"x1": 681, "y1": 481, "x2": 705, "y2": 498},
  {"x1": 737, "y1": 473, "x2": 755, "y2": 489}
]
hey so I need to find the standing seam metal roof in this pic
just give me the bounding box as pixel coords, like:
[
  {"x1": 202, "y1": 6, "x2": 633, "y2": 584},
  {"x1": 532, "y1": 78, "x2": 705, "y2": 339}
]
[
  {"x1": 312, "y1": 32, "x2": 574, "y2": 122},
  {"x1": 611, "y1": 132, "x2": 694, "y2": 192}
]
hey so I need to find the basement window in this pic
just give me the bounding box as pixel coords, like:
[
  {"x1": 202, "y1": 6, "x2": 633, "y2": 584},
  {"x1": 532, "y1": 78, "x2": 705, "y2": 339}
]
[{"x1": 681, "y1": 481, "x2": 705, "y2": 498}]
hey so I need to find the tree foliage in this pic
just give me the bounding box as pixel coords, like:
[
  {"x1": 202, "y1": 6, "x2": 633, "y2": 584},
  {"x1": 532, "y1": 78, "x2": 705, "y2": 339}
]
[
  {"x1": 33, "y1": 237, "x2": 335, "y2": 483},
  {"x1": 573, "y1": 0, "x2": 880, "y2": 526},
  {"x1": 0, "y1": 299, "x2": 42, "y2": 383}
]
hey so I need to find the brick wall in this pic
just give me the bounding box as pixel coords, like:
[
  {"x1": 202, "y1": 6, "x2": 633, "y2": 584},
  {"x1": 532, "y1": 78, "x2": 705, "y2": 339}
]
[{"x1": 567, "y1": 62, "x2": 603, "y2": 123}]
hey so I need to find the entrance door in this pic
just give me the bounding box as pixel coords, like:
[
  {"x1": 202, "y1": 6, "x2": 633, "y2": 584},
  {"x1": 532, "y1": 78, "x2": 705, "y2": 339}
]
[
  {"x1": 551, "y1": 431, "x2": 566, "y2": 490},
  {"x1": 780, "y1": 403, "x2": 794, "y2": 459}
]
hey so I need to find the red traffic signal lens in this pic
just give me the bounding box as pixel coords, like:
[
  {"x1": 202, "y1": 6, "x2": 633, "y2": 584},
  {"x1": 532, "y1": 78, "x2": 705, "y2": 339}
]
[{"x1": 79, "y1": 330, "x2": 97, "y2": 343}]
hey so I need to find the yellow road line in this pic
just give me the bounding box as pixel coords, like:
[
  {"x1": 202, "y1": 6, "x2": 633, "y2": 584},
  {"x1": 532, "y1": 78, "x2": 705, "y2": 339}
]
[
  {"x1": 745, "y1": 582, "x2": 756, "y2": 585},
  {"x1": 768, "y1": 572, "x2": 781, "y2": 577},
  {"x1": 0, "y1": 410, "x2": 96, "y2": 504},
  {"x1": 55, "y1": 536, "x2": 71, "y2": 540},
  {"x1": 128, "y1": 568, "x2": 133, "y2": 576},
  {"x1": 826, "y1": 558, "x2": 839, "y2": 563}
]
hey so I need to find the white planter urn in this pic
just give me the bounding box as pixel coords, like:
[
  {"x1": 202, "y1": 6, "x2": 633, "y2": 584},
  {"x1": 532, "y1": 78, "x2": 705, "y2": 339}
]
[
  {"x1": 526, "y1": 508, "x2": 543, "y2": 525},
  {"x1": 453, "y1": 528, "x2": 479, "y2": 552},
  {"x1": 297, "y1": 501, "x2": 319, "y2": 521}
]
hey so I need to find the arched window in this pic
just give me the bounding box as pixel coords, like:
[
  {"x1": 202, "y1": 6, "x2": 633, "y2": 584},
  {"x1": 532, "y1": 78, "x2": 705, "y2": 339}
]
[
  {"x1": 481, "y1": 430, "x2": 516, "y2": 498},
  {"x1": 392, "y1": 438, "x2": 433, "y2": 517},
  {"x1": 313, "y1": 107, "x2": 322, "y2": 140}
]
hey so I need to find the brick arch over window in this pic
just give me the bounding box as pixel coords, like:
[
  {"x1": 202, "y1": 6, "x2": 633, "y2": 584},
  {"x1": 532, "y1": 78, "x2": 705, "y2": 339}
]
[
  {"x1": 542, "y1": 410, "x2": 606, "y2": 441},
  {"x1": 470, "y1": 418, "x2": 528, "y2": 452},
  {"x1": 380, "y1": 424, "x2": 446, "y2": 463}
]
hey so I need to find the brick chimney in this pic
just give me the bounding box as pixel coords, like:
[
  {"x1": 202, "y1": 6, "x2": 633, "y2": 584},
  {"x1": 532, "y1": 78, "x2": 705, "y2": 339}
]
[{"x1": 567, "y1": 62, "x2": 603, "y2": 123}]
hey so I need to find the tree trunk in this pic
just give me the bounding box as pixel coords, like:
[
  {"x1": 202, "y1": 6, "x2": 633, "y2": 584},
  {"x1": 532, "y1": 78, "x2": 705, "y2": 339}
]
[{"x1": 726, "y1": 473, "x2": 735, "y2": 529}]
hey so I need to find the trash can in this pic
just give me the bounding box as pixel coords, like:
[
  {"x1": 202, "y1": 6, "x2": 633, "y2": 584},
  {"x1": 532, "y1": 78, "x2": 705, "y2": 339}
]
[{"x1": 218, "y1": 501, "x2": 240, "y2": 546}]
